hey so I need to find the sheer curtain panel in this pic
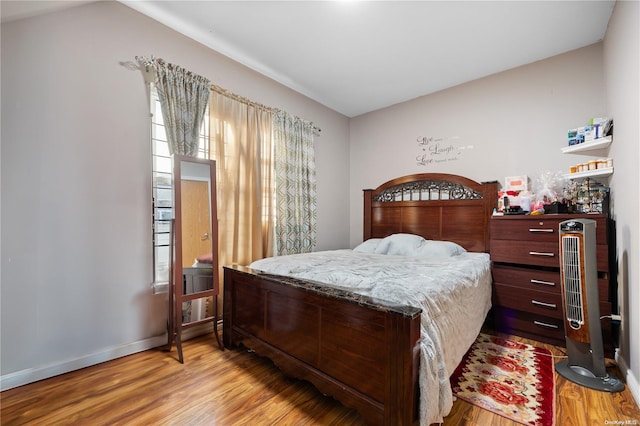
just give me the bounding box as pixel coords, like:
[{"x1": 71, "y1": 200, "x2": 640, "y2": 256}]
[{"x1": 209, "y1": 90, "x2": 275, "y2": 272}]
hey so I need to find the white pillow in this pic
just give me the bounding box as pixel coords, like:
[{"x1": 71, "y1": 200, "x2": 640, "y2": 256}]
[
  {"x1": 374, "y1": 233, "x2": 426, "y2": 256},
  {"x1": 353, "y1": 238, "x2": 383, "y2": 253},
  {"x1": 411, "y1": 240, "x2": 466, "y2": 258}
]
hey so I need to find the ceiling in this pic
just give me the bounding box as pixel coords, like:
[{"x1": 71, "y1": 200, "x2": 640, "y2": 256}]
[{"x1": 2, "y1": 1, "x2": 616, "y2": 117}]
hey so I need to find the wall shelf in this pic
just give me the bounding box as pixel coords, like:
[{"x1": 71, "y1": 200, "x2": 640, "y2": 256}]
[
  {"x1": 564, "y1": 167, "x2": 613, "y2": 180},
  {"x1": 562, "y1": 134, "x2": 613, "y2": 181},
  {"x1": 561, "y1": 136, "x2": 612, "y2": 154}
]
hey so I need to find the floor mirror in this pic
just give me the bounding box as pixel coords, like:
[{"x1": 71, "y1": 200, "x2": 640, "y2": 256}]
[{"x1": 168, "y1": 155, "x2": 222, "y2": 362}]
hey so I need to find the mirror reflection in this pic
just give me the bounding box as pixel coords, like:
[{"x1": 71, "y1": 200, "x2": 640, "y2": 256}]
[
  {"x1": 177, "y1": 159, "x2": 215, "y2": 323},
  {"x1": 179, "y1": 161, "x2": 212, "y2": 268}
]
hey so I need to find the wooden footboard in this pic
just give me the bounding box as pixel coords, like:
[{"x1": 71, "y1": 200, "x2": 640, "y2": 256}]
[{"x1": 223, "y1": 265, "x2": 422, "y2": 425}]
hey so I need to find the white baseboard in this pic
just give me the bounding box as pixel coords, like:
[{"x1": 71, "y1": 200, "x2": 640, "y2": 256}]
[
  {"x1": 0, "y1": 323, "x2": 216, "y2": 392},
  {"x1": 0, "y1": 335, "x2": 167, "y2": 392},
  {"x1": 615, "y1": 350, "x2": 640, "y2": 408},
  {"x1": 627, "y1": 370, "x2": 640, "y2": 409}
]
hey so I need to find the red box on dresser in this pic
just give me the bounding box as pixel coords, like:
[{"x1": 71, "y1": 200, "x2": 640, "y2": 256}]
[{"x1": 490, "y1": 214, "x2": 616, "y2": 357}]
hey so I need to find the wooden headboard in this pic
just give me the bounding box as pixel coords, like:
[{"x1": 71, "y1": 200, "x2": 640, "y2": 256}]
[{"x1": 363, "y1": 173, "x2": 498, "y2": 253}]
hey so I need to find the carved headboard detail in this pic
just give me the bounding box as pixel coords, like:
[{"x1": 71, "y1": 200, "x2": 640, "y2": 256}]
[
  {"x1": 363, "y1": 173, "x2": 498, "y2": 253},
  {"x1": 372, "y1": 179, "x2": 484, "y2": 202}
]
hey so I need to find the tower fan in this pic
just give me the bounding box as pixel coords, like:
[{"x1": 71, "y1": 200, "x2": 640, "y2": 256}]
[{"x1": 555, "y1": 219, "x2": 623, "y2": 392}]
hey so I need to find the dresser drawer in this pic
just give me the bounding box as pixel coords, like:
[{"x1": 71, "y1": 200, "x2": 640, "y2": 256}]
[
  {"x1": 492, "y1": 264, "x2": 560, "y2": 294},
  {"x1": 491, "y1": 218, "x2": 561, "y2": 242},
  {"x1": 490, "y1": 240, "x2": 558, "y2": 267},
  {"x1": 490, "y1": 216, "x2": 608, "y2": 244},
  {"x1": 493, "y1": 283, "x2": 562, "y2": 319},
  {"x1": 493, "y1": 307, "x2": 565, "y2": 344},
  {"x1": 491, "y1": 240, "x2": 609, "y2": 271}
]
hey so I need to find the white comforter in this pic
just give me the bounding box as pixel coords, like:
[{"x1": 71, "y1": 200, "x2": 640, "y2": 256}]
[{"x1": 249, "y1": 249, "x2": 492, "y2": 425}]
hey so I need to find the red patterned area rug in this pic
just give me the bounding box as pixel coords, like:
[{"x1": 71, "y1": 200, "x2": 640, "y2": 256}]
[{"x1": 450, "y1": 333, "x2": 555, "y2": 426}]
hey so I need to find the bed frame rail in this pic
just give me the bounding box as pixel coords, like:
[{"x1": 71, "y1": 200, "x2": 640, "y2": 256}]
[{"x1": 223, "y1": 265, "x2": 421, "y2": 425}]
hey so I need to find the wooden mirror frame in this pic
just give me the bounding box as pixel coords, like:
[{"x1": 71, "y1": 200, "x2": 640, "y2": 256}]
[{"x1": 168, "y1": 155, "x2": 221, "y2": 362}]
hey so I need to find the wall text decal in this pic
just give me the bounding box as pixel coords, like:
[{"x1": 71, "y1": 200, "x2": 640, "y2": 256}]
[{"x1": 416, "y1": 136, "x2": 473, "y2": 166}]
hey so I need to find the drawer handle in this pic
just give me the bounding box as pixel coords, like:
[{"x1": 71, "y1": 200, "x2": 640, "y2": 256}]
[
  {"x1": 531, "y1": 300, "x2": 557, "y2": 309},
  {"x1": 533, "y1": 320, "x2": 559, "y2": 329},
  {"x1": 531, "y1": 279, "x2": 556, "y2": 287},
  {"x1": 529, "y1": 251, "x2": 555, "y2": 257},
  {"x1": 529, "y1": 228, "x2": 554, "y2": 233}
]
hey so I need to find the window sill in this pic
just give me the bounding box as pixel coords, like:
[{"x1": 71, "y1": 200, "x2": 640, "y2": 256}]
[{"x1": 153, "y1": 282, "x2": 169, "y2": 294}]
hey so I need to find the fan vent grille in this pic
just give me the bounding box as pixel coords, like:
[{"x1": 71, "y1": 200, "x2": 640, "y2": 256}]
[{"x1": 562, "y1": 234, "x2": 584, "y2": 329}]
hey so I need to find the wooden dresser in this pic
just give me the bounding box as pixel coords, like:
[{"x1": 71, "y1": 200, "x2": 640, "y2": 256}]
[{"x1": 490, "y1": 214, "x2": 616, "y2": 356}]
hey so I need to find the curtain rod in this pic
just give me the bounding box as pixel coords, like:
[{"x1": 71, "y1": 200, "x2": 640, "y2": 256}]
[
  {"x1": 136, "y1": 55, "x2": 321, "y2": 135},
  {"x1": 210, "y1": 84, "x2": 321, "y2": 136},
  {"x1": 210, "y1": 83, "x2": 272, "y2": 113}
]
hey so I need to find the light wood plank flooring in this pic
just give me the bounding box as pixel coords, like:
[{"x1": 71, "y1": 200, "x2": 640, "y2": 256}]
[{"x1": 2, "y1": 332, "x2": 639, "y2": 425}]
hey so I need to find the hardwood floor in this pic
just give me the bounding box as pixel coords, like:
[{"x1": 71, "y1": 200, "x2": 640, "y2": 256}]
[{"x1": 1, "y1": 332, "x2": 639, "y2": 425}]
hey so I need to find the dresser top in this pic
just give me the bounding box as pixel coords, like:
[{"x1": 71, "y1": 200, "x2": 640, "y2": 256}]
[{"x1": 491, "y1": 213, "x2": 607, "y2": 220}]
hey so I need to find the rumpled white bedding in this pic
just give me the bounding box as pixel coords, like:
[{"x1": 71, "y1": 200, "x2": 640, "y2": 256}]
[{"x1": 249, "y1": 249, "x2": 492, "y2": 426}]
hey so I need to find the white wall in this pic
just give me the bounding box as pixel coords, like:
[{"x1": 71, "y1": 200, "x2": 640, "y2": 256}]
[
  {"x1": 0, "y1": 1, "x2": 350, "y2": 389},
  {"x1": 349, "y1": 44, "x2": 606, "y2": 246},
  {"x1": 603, "y1": 0, "x2": 640, "y2": 405}
]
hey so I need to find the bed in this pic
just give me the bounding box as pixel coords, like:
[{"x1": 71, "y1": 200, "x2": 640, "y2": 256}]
[{"x1": 222, "y1": 173, "x2": 498, "y2": 425}]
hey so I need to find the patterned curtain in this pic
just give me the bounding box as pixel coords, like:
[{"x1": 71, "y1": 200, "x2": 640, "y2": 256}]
[
  {"x1": 150, "y1": 58, "x2": 210, "y2": 157},
  {"x1": 273, "y1": 110, "x2": 317, "y2": 255}
]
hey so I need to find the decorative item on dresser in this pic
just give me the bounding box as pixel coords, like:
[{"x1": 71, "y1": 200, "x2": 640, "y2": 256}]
[{"x1": 490, "y1": 214, "x2": 616, "y2": 357}]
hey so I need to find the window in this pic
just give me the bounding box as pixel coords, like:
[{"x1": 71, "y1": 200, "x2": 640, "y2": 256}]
[{"x1": 150, "y1": 85, "x2": 209, "y2": 291}]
